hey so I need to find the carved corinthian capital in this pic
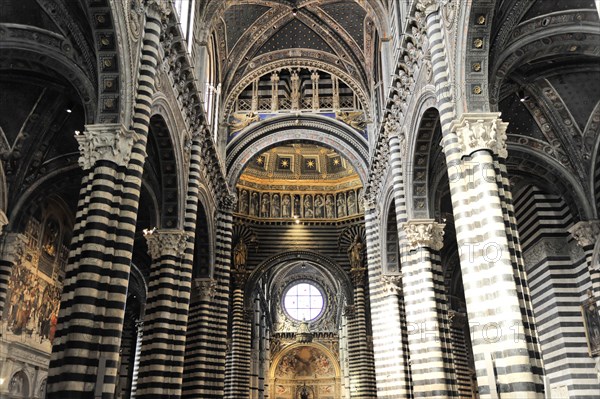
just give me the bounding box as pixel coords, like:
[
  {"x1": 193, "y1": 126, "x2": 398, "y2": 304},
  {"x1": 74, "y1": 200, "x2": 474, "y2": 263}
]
[
  {"x1": 569, "y1": 220, "x2": 600, "y2": 248},
  {"x1": 75, "y1": 124, "x2": 139, "y2": 170},
  {"x1": 451, "y1": 113, "x2": 508, "y2": 158},
  {"x1": 416, "y1": 0, "x2": 442, "y2": 16},
  {"x1": 402, "y1": 219, "x2": 445, "y2": 251},
  {"x1": 144, "y1": 229, "x2": 187, "y2": 260},
  {"x1": 382, "y1": 275, "x2": 403, "y2": 296},
  {"x1": 144, "y1": 0, "x2": 172, "y2": 20}
]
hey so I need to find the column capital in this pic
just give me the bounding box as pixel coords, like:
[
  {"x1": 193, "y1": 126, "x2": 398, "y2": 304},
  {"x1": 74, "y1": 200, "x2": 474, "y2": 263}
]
[
  {"x1": 144, "y1": 0, "x2": 171, "y2": 20},
  {"x1": 0, "y1": 209, "x2": 8, "y2": 236},
  {"x1": 343, "y1": 304, "x2": 356, "y2": 318},
  {"x1": 144, "y1": 228, "x2": 187, "y2": 260},
  {"x1": 569, "y1": 220, "x2": 600, "y2": 248},
  {"x1": 193, "y1": 278, "x2": 217, "y2": 300},
  {"x1": 362, "y1": 191, "x2": 378, "y2": 213},
  {"x1": 451, "y1": 113, "x2": 508, "y2": 159},
  {"x1": 416, "y1": 0, "x2": 443, "y2": 16},
  {"x1": 75, "y1": 124, "x2": 139, "y2": 170},
  {"x1": 382, "y1": 275, "x2": 403, "y2": 296},
  {"x1": 402, "y1": 219, "x2": 445, "y2": 251},
  {"x1": 219, "y1": 192, "x2": 237, "y2": 212}
]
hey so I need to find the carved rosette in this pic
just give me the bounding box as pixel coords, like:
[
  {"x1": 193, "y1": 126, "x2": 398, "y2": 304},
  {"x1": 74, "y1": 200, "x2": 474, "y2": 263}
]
[
  {"x1": 144, "y1": 229, "x2": 187, "y2": 260},
  {"x1": 75, "y1": 124, "x2": 139, "y2": 170},
  {"x1": 402, "y1": 219, "x2": 445, "y2": 251},
  {"x1": 569, "y1": 220, "x2": 600, "y2": 249},
  {"x1": 382, "y1": 275, "x2": 403, "y2": 296},
  {"x1": 0, "y1": 209, "x2": 8, "y2": 236},
  {"x1": 451, "y1": 113, "x2": 509, "y2": 158}
]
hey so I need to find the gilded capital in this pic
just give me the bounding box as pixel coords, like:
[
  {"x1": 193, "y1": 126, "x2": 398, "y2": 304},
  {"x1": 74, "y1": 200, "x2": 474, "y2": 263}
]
[
  {"x1": 568, "y1": 220, "x2": 600, "y2": 248},
  {"x1": 402, "y1": 219, "x2": 445, "y2": 251},
  {"x1": 144, "y1": 229, "x2": 187, "y2": 260},
  {"x1": 451, "y1": 113, "x2": 508, "y2": 158},
  {"x1": 75, "y1": 124, "x2": 139, "y2": 170}
]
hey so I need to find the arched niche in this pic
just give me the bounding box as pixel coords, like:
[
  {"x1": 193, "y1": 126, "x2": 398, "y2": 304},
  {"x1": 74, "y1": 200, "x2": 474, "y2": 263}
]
[{"x1": 269, "y1": 342, "x2": 341, "y2": 399}]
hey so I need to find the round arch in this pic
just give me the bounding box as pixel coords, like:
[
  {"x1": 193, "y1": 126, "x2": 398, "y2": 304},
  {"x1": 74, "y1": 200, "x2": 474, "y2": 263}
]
[
  {"x1": 244, "y1": 250, "x2": 354, "y2": 310},
  {"x1": 506, "y1": 145, "x2": 595, "y2": 220},
  {"x1": 226, "y1": 114, "x2": 369, "y2": 188},
  {"x1": 269, "y1": 341, "x2": 342, "y2": 380},
  {"x1": 223, "y1": 59, "x2": 372, "y2": 120},
  {"x1": 404, "y1": 91, "x2": 438, "y2": 219}
]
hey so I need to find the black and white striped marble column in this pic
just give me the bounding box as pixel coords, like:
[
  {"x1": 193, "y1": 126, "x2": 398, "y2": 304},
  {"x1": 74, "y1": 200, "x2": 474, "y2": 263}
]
[
  {"x1": 47, "y1": 2, "x2": 170, "y2": 397},
  {"x1": 224, "y1": 267, "x2": 252, "y2": 398},
  {"x1": 367, "y1": 119, "x2": 413, "y2": 398},
  {"x1": 401, "y1": 220, "x2": 456, "y2": 398},
  {"x1": 348, "y1": 257, "x2": 377, "y2": 398},
  {"x1": 450, "y1": 113, "x2": 543, "y2": 398},
  {"x1": 182, "y1": 199, "x2": 235, "y2": 397},
  {"x1": 136, "y1": 229, "x2": 188, "y2": 399}
]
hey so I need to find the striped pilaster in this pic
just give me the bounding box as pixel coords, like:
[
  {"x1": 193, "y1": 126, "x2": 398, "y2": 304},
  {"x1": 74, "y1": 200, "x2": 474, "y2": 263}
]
[
  {"x1": 118, "y1": 319, "x2": 136, "y2": 399},
  {"x1": 47, "y1": 4, "x2": 168, "y2": 397},
  {"x1": 224, "y1": 276, "x2": 252, "y2": 398},
  {"x1": 348, "y1": 263, "x2": 377, "y2": 398},
  {"x1": 402, "y1": 220, "x2": 456, "y2": 398},
  {"x1": 136, "y1": 229, "x2": 188, "y2": 399},
  {"x1": 449, "y1": 114, "x2": 543, "y2": 398},
  {"x1": 0, "y1": 233, "x2": 26, "y2": 321},
  {"x1": 182, "y1": 206, "x2": 234, "y2": 397}
]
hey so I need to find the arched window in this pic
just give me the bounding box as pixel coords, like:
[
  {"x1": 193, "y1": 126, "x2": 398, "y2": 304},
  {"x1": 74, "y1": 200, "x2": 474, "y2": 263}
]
[{"x1": 173, "y1": 0, "x2": 195, "y2": 53}]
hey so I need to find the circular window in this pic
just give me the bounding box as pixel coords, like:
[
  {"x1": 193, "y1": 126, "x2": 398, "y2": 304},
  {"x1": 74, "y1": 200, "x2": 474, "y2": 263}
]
[{"x1": 283, "y1": 282, "x2": 324, "y2": 321}]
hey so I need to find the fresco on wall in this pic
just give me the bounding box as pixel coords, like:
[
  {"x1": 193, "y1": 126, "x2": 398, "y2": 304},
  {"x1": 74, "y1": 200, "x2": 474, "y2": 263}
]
[
  {"x1": 275, "y1": 346, "x2": 335, "y2": 378},
  {"x1": 1, "y1": 216, "x2": 67, "y2": 354}
]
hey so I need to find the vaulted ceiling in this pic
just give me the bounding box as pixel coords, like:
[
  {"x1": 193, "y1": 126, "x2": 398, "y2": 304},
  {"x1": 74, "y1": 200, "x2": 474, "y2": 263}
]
[{"x1": 199, "y1": 0, "x2": 386, "y2": 102}]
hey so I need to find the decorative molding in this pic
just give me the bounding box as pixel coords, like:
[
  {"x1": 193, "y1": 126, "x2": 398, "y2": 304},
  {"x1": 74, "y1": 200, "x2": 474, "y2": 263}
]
[
  {"x1": 75, "y1": 124, "x2": 139, "y2": 170},
  {"x1": 523, "y1": 238, "x2": 571, "y2": 267},
  {"x1": 569, "y1": 220, "x2": 600, "y2": 249},
  {"x1": 451, "y1": 113, "x2": 508, "y2": 158},
  {"x1": 416, "y1": 0, "x2": 443, "y2": 17},
  {"x1": 402, "y1": 219, "x2": 445, "y2": 251},
  {"x1": 144, "y1": 229, "x2": 187, "y2": 260}
]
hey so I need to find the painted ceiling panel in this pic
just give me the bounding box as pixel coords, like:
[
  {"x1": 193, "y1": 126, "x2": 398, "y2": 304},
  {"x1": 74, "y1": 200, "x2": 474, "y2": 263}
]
[
  {"x1": 320, "y1": 1, "x2": 366, "y2": 48},
  {"x1": 256, "y1": 19, "x2": 335, "y2": 57},
  {"x1": 224, "y1": 4, "x2": 270, "y2": 51}
]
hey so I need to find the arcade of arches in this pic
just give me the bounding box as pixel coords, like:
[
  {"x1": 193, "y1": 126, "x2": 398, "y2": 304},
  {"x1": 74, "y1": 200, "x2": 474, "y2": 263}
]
[{"x1": 0, "y1": 1, "x2": 599, "y2": 398}]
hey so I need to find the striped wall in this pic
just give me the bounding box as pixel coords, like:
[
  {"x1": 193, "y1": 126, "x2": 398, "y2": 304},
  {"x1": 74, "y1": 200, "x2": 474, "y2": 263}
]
[{"x1": 514, "y1": 185, "x2": 599, "y2": 398}]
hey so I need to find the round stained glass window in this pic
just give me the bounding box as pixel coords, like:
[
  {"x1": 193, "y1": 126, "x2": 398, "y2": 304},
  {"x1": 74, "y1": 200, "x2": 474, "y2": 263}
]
[{"x1": 283, "y1": 282, "x2": 324, "y2": 321}]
